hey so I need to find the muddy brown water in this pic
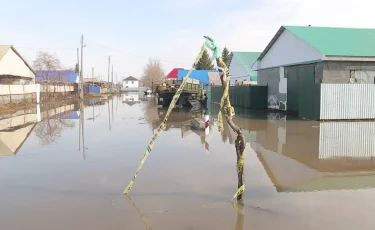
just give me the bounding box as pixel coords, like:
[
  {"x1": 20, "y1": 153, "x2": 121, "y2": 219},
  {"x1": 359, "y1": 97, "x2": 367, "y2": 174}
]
[{"x1": 1, "y1": 95, "x2": 375, "y2": 230}]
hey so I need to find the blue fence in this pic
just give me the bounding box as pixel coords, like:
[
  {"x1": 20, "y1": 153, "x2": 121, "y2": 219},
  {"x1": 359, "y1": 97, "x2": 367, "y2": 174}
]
[{"x1": 85, "y1": 86, "x2": 100, "y2": 94}]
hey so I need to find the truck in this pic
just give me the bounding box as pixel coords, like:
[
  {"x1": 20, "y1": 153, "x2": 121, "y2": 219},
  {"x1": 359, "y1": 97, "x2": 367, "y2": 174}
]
[{"x1": 155, "y1": 78, "x2": 205, "y2": 109}]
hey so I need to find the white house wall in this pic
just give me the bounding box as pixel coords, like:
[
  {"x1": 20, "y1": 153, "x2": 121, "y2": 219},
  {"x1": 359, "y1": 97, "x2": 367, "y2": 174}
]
[
  {"x1": 123, "y1": 80, "x2": 139, "y2": 88},
  {"x1": 259, "y1": 30, "x2": 324, "y2": 69},
  {"x1": 0, "y1": 49, "x2": 35, "y2": 81},
  {"x1": 229, "y1": 56, "x2": 248, "y2": 85}
]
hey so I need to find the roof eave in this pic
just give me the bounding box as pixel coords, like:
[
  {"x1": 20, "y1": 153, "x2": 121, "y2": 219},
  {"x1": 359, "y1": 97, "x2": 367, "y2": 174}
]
[
  {"x1": 10, "y1": 46, "x2": 36, "y2": 75},
  {"x1": 325, "y1": 55, "x2": 375, "y2": 62}
]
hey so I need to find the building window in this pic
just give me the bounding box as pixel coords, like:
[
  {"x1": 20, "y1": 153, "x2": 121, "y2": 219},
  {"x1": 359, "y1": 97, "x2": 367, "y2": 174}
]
[{"x1": 132, "y1": 81, "x2": 134, "y2": 84}]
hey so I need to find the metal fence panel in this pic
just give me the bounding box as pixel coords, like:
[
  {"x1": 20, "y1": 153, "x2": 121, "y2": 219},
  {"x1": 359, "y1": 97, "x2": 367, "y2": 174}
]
[{"x1": 320, "y1": 84, "x2": 375, "y2": 120}]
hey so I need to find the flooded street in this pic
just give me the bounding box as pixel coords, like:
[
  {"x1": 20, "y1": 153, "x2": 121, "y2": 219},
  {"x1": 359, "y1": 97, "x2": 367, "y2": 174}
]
[{"x1": 1, "y1": 93, "x2": 375, "y2": 230}]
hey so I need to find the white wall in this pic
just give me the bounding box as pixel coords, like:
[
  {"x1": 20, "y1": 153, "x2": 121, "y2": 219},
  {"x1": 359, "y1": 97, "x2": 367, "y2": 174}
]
[
  {"x1": 40, "y1": 85, "x2": 74, "y2": 93},
  {"x1": 0, "y1": 84, "x2": 37, "y2": 95},
  {"x1": 0, "y1": 48, "x2": 35, "y2": 82},
  {"x1": 229, "y1": 56, "x2": 249, "y2": 85},
  {"x1": 258, "y1": 30, "x2": 324, "y2": 70},
  {"x1": 123, "y1": 80, "x2": 139, "y2": 88}
]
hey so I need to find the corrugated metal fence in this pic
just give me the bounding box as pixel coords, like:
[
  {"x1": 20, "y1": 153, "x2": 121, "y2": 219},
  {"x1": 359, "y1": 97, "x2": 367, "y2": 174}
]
[
  {"x1": 211, "y1": 85, "x2": 267, "y2": 109},
  {"x1": 84, "y1": 86, "x2": 100, "y2": 94},
  {"x1": 320, "y1": 84, "x2": 375, "y2": 120}
]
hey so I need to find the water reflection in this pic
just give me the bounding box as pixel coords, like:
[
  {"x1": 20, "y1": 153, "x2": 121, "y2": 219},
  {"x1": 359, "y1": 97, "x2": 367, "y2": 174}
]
[
  {"x1": 210, "y1": 103, "x2": 375, "y2": 193},
  {"x1": 0, "y1": 101, "x2": 80, "y2": 156},
  {"x1": 122, "y1": 92, "x2": 141, "y2": 106},
  {"x1": 149, "y1": 102, "x2": 375, "y2": 193},
  {"x1": 0, "y1": 108, "x2": 37, "y2": 156},
  {"x1": 2, "y1": 98, "x2": 375, "y2": 229}
]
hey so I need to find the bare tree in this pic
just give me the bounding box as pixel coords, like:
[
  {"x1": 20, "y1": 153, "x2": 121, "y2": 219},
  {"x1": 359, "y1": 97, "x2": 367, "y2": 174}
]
[
  {"x1": 32, "y1": 51, "x2": 63, "y2": 81},
  {"x1": 141, "y1": 58, "x2": 166, "y2": 88},
  {"x1": 33, "y1": 51, "x2": 65, "y2": 99}
]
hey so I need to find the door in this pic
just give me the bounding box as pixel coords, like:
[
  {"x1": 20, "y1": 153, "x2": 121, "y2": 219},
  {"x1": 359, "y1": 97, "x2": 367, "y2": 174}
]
[
  {"x1": 298, "y1": 66, "x2": 316, "y2": 118},
  {"x1": 287, "y1": 67, "x2": 299, "y2": 113}
]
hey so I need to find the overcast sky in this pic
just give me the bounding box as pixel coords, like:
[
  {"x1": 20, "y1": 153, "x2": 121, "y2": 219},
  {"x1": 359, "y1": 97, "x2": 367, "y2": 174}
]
[{"x1": 1, "y1": 0, "x2": 373, "y2": 80}]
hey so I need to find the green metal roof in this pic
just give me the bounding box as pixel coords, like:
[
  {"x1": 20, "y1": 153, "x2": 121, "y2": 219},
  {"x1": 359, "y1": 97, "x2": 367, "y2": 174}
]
[
  {"x1": 284, "y1": 26, "x2": 375, "y2": 57},
  {"x1": 232, "y1": 52, "x2": 261, "y2": 77}
]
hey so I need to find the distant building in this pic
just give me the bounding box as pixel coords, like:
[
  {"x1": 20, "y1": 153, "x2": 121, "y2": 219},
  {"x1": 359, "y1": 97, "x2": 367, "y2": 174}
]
[
  {"x1": 36, "y1": 70, "x2": 79, "y2": 83},
  {"x1": 177, "y1": 69, "x2": 219, "y2": 85},
  {"x1": 253, "y1": 25, "x2": 375, "y2": 120},
  {"x1": 0, "y1": 45, "x2": 35, "y2": 84},
  {"x1": 166, "y1": 68, "x2": 184, "y2": 79},
  {"x1": 122, "y1": 76, "x2": 139, "y2": 90},
  {"x1": 229, "y1": 52, "x2": 261, "y2": 86}
]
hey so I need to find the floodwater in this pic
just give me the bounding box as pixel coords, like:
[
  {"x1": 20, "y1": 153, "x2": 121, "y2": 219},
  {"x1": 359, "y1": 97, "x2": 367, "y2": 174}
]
[{"x1": 1, "y1": 93, "x2": 375, "y2": 230}]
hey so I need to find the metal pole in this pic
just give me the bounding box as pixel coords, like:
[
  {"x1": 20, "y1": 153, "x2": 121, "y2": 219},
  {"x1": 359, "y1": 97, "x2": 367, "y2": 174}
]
[
  {"x1": 111, "y1": 64, "x2": 113, "y2": 91},
  {"x1": 92, "y1": 67, "x2": 94, "y2": 86},
  {"x1": 108, "y1": 56, "x2": 110, "y2": 91},
  {"x1": 80, "y1": 35, "x2": 84, "y2": 99},
  {"x1": 108, "y1": 56, "x2": 110, "y2": 82}
]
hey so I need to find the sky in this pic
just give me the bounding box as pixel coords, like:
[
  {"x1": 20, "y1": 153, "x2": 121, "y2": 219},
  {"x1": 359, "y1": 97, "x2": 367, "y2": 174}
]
[{"x1": 1, "y1": 0, "x2": 374, "y2": 81}]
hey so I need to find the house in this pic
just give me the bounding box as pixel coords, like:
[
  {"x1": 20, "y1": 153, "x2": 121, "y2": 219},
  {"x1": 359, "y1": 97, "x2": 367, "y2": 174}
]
[
  {"x1": 229, "y1": 52, "x2": 261, "y2": 85},
  {"x1": 0, "y1": 45, "x2": 36, "y2": 84},
  {"x1": 253, "y1": 25, "x2": 375, "y2": 120},
  {"x1": 122, "y1": 76, "x2": 139, "y2": 90},
  {"x1": 166, "y1": 68, "x2": 184, "y2": 79},
  {"x1": 177, "y1": 69, "x2": 219, "y2": 85}
]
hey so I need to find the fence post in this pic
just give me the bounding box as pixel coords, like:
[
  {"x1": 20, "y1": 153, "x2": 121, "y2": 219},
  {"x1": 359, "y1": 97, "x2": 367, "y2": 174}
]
[
  {"x1": 37, "y1": 103, "x2": 41, "y2": 122},
  {"x1": 8, "y1": 84, "x2": 11, "y2": 103},
  {"x1": 23, "y1": 84, "x2": 26, "y2": 103},
  {"x1": 36, "y1": 84, "x2": 40, "y2": 104}
]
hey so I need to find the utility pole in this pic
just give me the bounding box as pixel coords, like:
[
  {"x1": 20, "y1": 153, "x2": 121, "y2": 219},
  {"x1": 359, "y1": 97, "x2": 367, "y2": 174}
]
[
  {"x1": 92, "y1": 67, "x2": 94, "y2": 86},
  {"x1": 111, "y1": 64, "x2": 113, "y2": 85},
  {"x1": 76, "y1": 48, "x2": 79, "y2": 73},
  {"x1": 107, "y1": 56, "x2": 110, "y2": 83},
  {"x1": 116, "y1": 72, "x2": 118, "y2": 91},
  {"x1": 80, "y1": 35, "x2": 84, "y2": 100}
]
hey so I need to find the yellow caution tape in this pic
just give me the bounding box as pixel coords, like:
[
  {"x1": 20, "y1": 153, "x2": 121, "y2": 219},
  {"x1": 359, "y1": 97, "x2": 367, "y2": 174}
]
[
  {"x1": 231, "y1": 184, "x2": 245, "y2": 201},
  {"x1": 206, "y1": 42, "x2": 245, "y2": 201},
  {"x1": 237, "y1": 154, "x2": 244, "y2": 174},
  {"x1": 123, "y1": 44, "x2": 207, "y2": 195}
]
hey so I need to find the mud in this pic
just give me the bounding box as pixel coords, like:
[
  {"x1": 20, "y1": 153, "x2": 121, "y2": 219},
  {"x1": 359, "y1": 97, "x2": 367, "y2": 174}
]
[{"x1": 0, "y1": 102, "x2": 36, "y2": 115}]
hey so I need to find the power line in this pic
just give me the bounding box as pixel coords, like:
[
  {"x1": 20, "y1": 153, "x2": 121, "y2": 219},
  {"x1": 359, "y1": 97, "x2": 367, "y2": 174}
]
[{"x1": 87, "y1": 39, "x2": 191, "y2": 65}]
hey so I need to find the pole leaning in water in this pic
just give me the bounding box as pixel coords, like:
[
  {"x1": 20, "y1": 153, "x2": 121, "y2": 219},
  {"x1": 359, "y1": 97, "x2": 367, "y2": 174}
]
[
  {"x1": 204, "y1": 36, "x2": 246, "y2": 201},
  {"x1": 123, "y1": 44, "x2": 207, "y2": 195}
]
